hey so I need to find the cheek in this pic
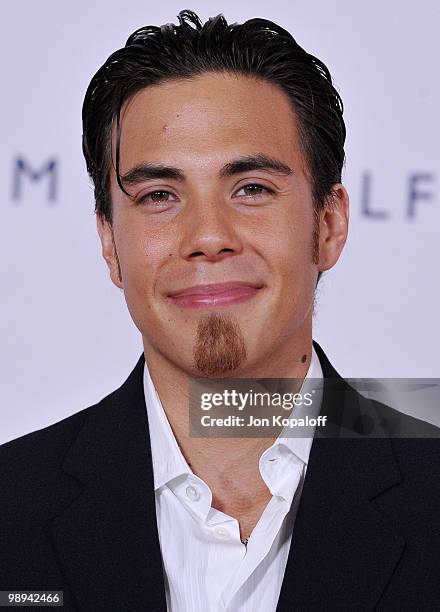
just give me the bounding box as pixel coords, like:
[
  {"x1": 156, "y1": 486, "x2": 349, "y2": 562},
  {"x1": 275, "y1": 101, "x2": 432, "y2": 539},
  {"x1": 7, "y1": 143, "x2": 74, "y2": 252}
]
[
  {"x1": 116, "y1": 225, "x2": 164, "y2": 299},
  {"x1": 262, "y1": 213, "x2": 314, "y2": 274},
  {"x1": 262, "y1": 222, "x2": 316, "y2": 320},
  {"x1": 117, "y1": 236, "x2": 164, "y2": 335}
]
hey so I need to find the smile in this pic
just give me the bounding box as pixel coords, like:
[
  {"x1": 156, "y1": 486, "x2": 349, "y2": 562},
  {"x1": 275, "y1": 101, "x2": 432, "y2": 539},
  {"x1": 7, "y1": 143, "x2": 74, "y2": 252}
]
[{"x1": 166, "y1": 282, "x2": 264, "y2": 309}]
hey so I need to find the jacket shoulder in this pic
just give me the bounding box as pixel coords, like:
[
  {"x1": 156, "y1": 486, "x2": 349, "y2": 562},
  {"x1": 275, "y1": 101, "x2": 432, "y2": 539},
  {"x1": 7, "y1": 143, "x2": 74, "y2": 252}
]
[
  {"x1": 0, "y1": 354, "x2": 145, "y2": 495},
  {"x1": 0, "y1": 404, "x2": 92, "y2": 465},
  {"x1": 0, "y1": 407, "x2": 93, "y2": 541},
  {"x1": 0, "y1": 388, "x2": 121, "y2": 513},
  {"x1": 367, "y1": 395, "x2": 440, "y2": 438},
  {"x1": 355, "y1": 394, "x2": 440, "y2": 483},
  {"x1": 0, "y1": 404, "x2": 97, "y2": 517}
]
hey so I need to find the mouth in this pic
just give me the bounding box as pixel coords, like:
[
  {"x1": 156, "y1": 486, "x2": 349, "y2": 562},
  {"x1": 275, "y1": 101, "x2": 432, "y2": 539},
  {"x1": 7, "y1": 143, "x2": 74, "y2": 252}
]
[{"x1": 166, "y1": 281, "x2": 264, "y2": 309}]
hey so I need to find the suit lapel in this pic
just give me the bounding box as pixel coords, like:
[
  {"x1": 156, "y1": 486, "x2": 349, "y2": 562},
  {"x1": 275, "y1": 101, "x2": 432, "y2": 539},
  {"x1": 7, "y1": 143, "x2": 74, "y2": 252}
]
[
  {"x1": 276, "y1": 342, "x2": 405, "y2": 611},
  {"x1": 47, "y1": 354, "x2": 167, "y2": 611}
]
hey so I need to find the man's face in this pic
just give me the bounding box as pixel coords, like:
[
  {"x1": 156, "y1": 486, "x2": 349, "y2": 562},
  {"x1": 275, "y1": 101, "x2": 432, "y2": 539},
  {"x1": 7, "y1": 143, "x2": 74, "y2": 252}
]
[{"x1": 99, "y1": 72, "x2": 347, "y2": 377}]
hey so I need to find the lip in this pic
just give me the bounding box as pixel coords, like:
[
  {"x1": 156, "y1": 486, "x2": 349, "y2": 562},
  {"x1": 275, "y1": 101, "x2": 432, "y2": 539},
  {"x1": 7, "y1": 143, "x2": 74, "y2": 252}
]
[{"x1": 166, "y1": 281, "x2": 264, "y2": 308}]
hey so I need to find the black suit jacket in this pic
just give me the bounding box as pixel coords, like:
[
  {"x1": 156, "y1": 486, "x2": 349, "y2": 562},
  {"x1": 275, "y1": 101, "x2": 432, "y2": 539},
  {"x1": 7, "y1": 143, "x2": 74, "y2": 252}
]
[{"x1": 1, "y1": 342, "x2": 439, "y2": 611}]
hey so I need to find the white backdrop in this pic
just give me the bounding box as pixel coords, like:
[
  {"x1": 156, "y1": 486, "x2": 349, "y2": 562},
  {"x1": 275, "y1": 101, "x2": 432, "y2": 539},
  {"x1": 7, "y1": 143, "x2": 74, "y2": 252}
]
[{"x1": 1, "y1": 0, "x2": 439, "y2": 444}]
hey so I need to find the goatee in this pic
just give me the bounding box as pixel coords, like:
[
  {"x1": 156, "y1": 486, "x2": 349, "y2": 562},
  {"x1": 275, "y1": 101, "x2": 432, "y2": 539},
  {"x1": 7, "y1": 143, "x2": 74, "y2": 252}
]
[{"x1": 193, "y1": 312, "x2": 247, "y2": 376}]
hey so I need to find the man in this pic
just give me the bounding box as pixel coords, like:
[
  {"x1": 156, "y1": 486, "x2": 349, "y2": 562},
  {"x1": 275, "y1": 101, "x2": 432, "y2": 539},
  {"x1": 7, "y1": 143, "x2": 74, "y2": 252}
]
[{"x1": 1, "y1": 9, "x2": 439, "y2": 611}]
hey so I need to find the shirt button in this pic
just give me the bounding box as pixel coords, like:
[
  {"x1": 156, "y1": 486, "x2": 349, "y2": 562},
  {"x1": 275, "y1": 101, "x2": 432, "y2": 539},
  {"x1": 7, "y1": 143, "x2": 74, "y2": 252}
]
[
  {"x1": 185, "y1": 484, "x2": 200, "y2": 501},
  {"x1": 268, "y1": 456, "x2": 279, "y2": 463},
  {"x1": 213, "y1": 526, "x2": 230, "y2": 540}
]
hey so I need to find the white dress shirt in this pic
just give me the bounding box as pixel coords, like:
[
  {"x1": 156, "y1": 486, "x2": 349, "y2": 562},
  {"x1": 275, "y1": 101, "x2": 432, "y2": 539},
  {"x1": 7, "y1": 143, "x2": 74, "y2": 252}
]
[{"x1": 143, "y1": 347, "x2": 323, "y2": 612}]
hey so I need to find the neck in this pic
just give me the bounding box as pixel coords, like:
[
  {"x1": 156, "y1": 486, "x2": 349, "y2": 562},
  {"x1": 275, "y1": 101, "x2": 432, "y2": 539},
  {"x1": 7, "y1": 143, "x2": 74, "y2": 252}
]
[{"x1": 142, "y1": 330, "x2": 313, "y2": 478}]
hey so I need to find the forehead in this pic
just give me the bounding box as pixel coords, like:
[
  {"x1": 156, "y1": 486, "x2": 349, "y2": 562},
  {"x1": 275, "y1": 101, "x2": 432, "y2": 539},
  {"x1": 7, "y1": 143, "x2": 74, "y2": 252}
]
[{"x1": 114, "y1": 72, "x2": 304, "y2": 175}]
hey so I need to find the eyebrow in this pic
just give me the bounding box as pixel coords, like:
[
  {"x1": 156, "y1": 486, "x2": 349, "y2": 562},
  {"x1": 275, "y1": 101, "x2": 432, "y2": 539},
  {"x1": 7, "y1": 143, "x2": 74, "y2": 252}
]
[{"x1": 119, "y1": 153, "x2": 293, "y2": 187}]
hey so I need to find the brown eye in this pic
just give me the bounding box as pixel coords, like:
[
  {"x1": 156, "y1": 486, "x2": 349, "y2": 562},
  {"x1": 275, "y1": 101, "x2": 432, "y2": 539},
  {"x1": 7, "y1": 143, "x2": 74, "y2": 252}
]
[
  {"x1": 243, "y1": 185, "x2": 264, "y2": 196},
  {"x1": 236, "y1": 183, "x2": 274, "y2": 198},
  {"x1": 151, "y1": 191, "x2": 170, "y2": 202},
  {"x1": 137, "y1": 190, "x2": 174, "y2": 205}
]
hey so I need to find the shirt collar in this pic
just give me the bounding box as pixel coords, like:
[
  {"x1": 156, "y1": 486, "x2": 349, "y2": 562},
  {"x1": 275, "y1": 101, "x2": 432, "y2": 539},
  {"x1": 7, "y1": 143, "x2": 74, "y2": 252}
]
[
  {"x1": 258, "y1": 347, "x2": 323, "y2": 505},
  {"x1": 143, "y1": 345, "x2": 323, "y2": 493},
  {"x1": 143, "y1": 361, "x2": 192, "y2": 491},
  {"x1": 271, "y1": 344, "x2": 324, "y2": 465}
]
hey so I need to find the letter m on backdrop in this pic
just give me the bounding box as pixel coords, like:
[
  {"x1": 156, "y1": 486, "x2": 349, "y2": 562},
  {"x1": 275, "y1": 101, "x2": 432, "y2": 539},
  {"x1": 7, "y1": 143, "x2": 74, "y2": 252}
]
[{"x1": 12, "y1": 157, "x2": 58, "y2": 203}]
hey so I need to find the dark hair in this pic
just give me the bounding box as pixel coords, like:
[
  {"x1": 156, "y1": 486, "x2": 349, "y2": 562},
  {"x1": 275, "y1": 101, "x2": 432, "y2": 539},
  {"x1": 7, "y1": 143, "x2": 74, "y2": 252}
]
[{"x1": 82, "y1": 9, "x2": 346, "y2": 282}]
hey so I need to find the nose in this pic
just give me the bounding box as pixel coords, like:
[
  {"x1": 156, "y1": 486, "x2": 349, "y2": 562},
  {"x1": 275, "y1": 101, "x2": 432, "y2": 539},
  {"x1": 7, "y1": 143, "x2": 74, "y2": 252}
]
[{"x1": 178, "y1": 197, "x2": 243, "y2": 262}]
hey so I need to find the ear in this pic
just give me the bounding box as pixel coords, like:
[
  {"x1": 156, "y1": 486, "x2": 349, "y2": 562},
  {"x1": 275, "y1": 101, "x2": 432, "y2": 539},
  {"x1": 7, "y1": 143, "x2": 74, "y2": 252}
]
[
  {"x1": 96, "y1": 213, "x2": 123, "y2": 289},
  {"x1": 317, "y1": 184, "x2": 349, "y2": 273}
]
